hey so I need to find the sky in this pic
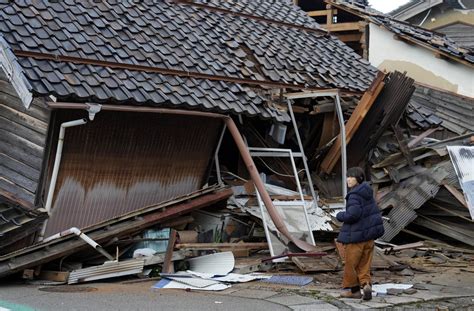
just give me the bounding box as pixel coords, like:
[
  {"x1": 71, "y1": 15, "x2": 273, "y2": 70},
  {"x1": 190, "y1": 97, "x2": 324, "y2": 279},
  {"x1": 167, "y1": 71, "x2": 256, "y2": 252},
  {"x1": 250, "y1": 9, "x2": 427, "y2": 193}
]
[{"x1": 368, "y1": 0, "x2": 411, "y2": 13}]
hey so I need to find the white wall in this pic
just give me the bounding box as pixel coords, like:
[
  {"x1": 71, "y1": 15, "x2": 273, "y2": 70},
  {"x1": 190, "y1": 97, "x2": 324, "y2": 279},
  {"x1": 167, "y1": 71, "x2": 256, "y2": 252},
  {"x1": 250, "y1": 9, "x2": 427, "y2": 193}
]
[{"x1": 369, "y1": 24, "x2": 474, "y2": 98}]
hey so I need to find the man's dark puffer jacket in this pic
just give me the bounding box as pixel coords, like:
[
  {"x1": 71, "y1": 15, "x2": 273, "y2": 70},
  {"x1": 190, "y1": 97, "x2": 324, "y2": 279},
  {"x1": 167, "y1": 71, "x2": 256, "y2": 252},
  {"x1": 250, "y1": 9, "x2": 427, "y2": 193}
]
[{"x1": 336, "y1": 182, "x2": 384, "y2": 244}]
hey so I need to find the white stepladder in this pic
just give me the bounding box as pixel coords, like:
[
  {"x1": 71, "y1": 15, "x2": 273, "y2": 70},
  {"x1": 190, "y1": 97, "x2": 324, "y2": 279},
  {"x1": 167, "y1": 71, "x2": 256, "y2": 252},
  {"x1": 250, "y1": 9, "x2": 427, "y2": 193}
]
[
  {"x1": 250, "y1": 147, "x2": 316, "y2": 257},
  {"x1": 251, "y1": 93, "x2": 347, "y2": 258}
]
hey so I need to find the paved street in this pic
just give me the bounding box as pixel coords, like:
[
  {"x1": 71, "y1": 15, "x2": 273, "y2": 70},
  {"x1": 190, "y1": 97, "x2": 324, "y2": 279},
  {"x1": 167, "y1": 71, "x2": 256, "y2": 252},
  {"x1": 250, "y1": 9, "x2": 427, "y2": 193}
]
[
  {"x1": 2, "y1": 273, "x2": 474, "y2": 311},
  {"x1": 0, "y1": 282, "x2": 289, "y2": 311}
]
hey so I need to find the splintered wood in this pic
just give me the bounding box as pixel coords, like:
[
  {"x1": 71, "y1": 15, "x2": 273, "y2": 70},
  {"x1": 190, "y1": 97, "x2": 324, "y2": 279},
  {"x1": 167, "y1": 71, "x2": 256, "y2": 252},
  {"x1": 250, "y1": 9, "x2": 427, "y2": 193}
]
[
  {"x1": 320, "y1": 72, "x2": 386, "y2": 173},
  {"x1": 292, "y1": 254, "x2": 340, "y2": 272}
]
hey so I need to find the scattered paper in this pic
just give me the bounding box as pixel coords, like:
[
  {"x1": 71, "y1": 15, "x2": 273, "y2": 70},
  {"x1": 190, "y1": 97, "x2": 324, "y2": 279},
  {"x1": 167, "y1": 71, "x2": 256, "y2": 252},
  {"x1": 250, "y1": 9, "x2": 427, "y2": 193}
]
[{"x1": 372, "y1": 283, "x2": 413, "y2": 294}]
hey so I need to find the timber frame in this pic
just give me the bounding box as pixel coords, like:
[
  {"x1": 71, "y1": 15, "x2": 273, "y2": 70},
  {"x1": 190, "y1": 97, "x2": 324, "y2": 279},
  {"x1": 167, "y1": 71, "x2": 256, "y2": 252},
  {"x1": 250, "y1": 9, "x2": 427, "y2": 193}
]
[{"x1": 295, "y1": 1, "x2": 369, "y2": 58}]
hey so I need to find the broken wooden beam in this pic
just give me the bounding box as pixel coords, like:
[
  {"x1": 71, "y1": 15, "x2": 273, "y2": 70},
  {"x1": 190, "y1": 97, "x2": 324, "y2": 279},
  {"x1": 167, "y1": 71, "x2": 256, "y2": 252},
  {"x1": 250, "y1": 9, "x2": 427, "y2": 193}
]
[
  {"x1": 320, "y1": 72, "x2": 386, "y2": 173},
  {"x1": 307, "y1": 9, "x2": 338, "y2": 17},
  {"x1": 392, "y1": 124, "x2": 415, "y2": 166},
  {"x1": 162, "y1": 229, "x2": 177, "y2": 273},
  {"x1": 322, "y1": 22, "x2": 361, "y2": 32},
  {"x1": 143, "y1": 251, "x2": 186, "y2": 266},
  {"x1": 174, "y1": 242, "x2": 268, "y2": 250},
  {"x1": 383, "y1": 242, "x2": 424, "y2": 254}
]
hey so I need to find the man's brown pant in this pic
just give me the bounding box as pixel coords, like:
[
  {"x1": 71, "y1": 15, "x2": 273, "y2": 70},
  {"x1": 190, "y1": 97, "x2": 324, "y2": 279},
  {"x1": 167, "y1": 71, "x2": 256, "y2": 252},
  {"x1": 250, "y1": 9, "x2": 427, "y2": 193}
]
[{"x1": 342, "y1": 240, "x2": 374, "y2": 288}]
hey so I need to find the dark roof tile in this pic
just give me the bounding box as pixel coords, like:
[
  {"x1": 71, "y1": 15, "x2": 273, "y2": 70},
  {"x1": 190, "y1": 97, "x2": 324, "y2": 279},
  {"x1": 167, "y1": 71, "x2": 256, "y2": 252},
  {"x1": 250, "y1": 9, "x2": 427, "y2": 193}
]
[{"x1": 1, "y1": 1, "x2": 378, "y2": 121}]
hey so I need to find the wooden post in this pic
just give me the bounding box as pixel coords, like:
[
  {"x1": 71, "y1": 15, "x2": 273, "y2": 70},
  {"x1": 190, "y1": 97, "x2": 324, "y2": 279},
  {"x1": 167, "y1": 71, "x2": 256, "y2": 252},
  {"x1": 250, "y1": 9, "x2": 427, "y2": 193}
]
[
  {"x1": 162, "y1": 229, "x2": 178, "y2": 273},
  {"x1": 326, "y1": 4, "x2": 334, "y2": 24}
]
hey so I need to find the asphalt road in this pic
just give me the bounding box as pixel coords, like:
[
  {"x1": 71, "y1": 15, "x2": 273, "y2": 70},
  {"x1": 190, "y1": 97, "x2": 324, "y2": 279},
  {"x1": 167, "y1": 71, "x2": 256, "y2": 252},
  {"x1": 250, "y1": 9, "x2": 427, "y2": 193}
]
[{"x1": 0, "y1": 282, "x2": 290, "y2": 311}]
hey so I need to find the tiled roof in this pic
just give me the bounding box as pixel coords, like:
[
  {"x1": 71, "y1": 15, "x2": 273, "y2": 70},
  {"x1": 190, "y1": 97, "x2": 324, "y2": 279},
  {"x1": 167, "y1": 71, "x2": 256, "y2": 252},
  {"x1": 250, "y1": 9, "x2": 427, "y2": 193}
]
[
  {"x1": 0, "y1": 200, "x2": 47, "y2": 252},
  {"x1": 329, "y1": 0, "x2": 474, "y2": 65},
  {"x1": 193, "y1": 0, "x2": 324, "y2": 30},
  {"x1": 0, "y1": 0, "x2": 378, "y2": 121},
  {"x1": 406, "y1": 84, "x2": 474, "y2": 135}
]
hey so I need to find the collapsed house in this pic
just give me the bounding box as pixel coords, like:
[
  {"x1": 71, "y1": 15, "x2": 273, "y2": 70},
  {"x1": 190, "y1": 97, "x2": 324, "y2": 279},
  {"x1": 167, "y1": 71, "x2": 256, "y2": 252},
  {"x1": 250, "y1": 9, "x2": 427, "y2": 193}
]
[
  {"x1": 0, "y1": 0, "x2": 379, "y2": 278},
  {"x1": 0, "y1": 0, "x2": 472, "y2": 284}
]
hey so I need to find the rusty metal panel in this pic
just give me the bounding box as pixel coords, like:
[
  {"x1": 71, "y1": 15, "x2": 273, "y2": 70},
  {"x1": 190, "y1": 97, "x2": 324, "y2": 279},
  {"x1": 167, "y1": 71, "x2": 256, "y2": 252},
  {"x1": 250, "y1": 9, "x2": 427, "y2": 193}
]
[{"x1": 45, "y1": 111, "x2": 221, "y2": 237}]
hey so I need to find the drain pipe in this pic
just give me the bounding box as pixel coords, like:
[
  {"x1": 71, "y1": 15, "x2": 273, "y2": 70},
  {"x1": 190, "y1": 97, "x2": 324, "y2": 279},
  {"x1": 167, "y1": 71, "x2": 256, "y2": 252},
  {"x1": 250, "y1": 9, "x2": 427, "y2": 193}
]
[
  {"x1": 44, "y1": 118, "x2": 88, "y2": 215},
  {"x1": 334, "y1": 93, "x2": 347, "y2": 200},
  {"x1": 43, "y1": 227, "x2": 114, "y2": 261},
  {"x1": 38, "y1": 118, "x2": 88, "y2": 240}
]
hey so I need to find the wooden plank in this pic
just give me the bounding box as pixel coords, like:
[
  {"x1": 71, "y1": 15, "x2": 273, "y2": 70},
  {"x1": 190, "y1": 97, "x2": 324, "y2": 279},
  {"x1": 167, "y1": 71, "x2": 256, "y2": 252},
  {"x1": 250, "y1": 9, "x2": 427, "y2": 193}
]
[
  {"x1": 322, "y1": 22, "x2": 361, "y2": 32},
  {"x1": 291, "y1": 105, "x2": 309, "y2": 113},
  {"x1": 0, "y1": 88, "x2": 50, "y2": 123},
  {"x1": 392, "y1": 125, "x2": 415, "y2": 166},
  {"x1": 311, "y1": 103, "x2": 335, "y2": 114},
  {"x1": 307, "y1": 9, "x2": 337, "y2": 17},
  {"x1": 407, "y1": 127, "x2": 439, "y2": 148},
  {"x1": 144, "y1": 251, "x2": 185, "y2": 266},
  {"x1": 162, "y1": 229, "x2": 178, "y2": 274},
  {"x1": 335, "y1": 33, "x2": 363, "y2": 42},
  {"x1": 0, "y1": 141, "x2": 43, "y2": 170},
  {"x1": 0, "y1": 178, "x2": 35, "y2": 206},
  {"x1": 0, "y1": 129, "x2": 44, "y2": 159},
  {"x1": 413, "y1": 216, "x2": 474, "y2": 247},
  {"x1": 0, "y1": 115, "x2": 47, "y2": 147},
  {"x1": 0, "y1": 165, "x2": 37, "y2": 193},
  {"x1": 0, "y1": 153, "x2": 40, "y2": 181},
  {"x1": 0, "y1": 104, "x2": 48, "y2": 134},
  {"x1": 444, "y1": 184, "x2": 469, "y2": 210},
  {"x1": 320, "y1": 72, "x2": 386, "y2": 173},
  {"x1": 292, "y1": 254, "x2": 340, "y2": 272},
  {"x1": 38, "y1": 270, "x2": 70, "y2": 282},
  {"x1": 175, "y1": 242, "x2": 268, "y2": 250},
  {"x1": 318, "y1": 112, "x2": 337, "y2": 148},
  {"x1": 383, "y1": 242, "x2": 424, "y2": 254}
]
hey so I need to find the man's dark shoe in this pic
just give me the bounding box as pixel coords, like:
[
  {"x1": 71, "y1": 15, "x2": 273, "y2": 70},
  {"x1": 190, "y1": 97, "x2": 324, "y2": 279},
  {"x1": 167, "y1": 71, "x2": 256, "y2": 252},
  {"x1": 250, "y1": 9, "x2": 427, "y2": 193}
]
[
  {"x1": 363, "y1": 284, "x2": 372, "y2": 301},
  {"x1": 340, "y1": 290, "x2": 362, "y2": 299}
]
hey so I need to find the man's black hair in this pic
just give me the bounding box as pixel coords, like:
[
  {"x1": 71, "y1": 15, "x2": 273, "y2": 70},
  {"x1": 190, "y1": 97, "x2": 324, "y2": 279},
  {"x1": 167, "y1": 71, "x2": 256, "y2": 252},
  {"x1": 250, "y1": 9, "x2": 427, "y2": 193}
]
[{"x1": 347, "y1": 167, "x2": 365, "y2": 185}]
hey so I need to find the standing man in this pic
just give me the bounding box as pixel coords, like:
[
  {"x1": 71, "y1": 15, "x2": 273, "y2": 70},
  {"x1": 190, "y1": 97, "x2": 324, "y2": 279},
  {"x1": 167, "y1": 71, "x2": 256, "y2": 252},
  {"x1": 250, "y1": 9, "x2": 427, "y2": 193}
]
[{"x1": 336, "y1": 167, "x2": 384, "y2": 300}]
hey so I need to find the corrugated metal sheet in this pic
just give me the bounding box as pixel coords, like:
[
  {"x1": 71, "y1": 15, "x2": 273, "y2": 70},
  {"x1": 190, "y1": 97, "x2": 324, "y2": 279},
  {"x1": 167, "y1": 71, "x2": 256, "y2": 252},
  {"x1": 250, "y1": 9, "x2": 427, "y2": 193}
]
[
  {"x1": 68, "y1": 259, "x2": 145, "y2": 284},
  {"x1": 45, "y1": 111, "x2": 221, "y2": 236},
  {"x1": 380, "y1": 161, "x2": 452, "y2": 241},
  {"x1": 447, "y1": 146, "x2": 474, "y2": 220},
  {"x1": 347, "y1": 71, "x2": 415, "y2": 168}
]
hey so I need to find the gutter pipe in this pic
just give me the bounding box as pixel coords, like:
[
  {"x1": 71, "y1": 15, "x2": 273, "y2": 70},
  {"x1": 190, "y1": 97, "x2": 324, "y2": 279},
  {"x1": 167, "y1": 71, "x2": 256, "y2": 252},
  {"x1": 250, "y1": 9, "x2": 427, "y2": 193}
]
[
  {"x1": 38, "y1": 118, "x2": 88, "y2": 241},
  {"x1": 43, "y1": 227, "x2": 114, "y2": 261},
  {"x1": 44, "y1": 118, "x2": 88, "y2": 215},
  {"x1": 334, "y1": 94, "x2": 347, "y2": 200},
  {"x1": 46, "y1": 102, "x2": 317, "y2": 252}
]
